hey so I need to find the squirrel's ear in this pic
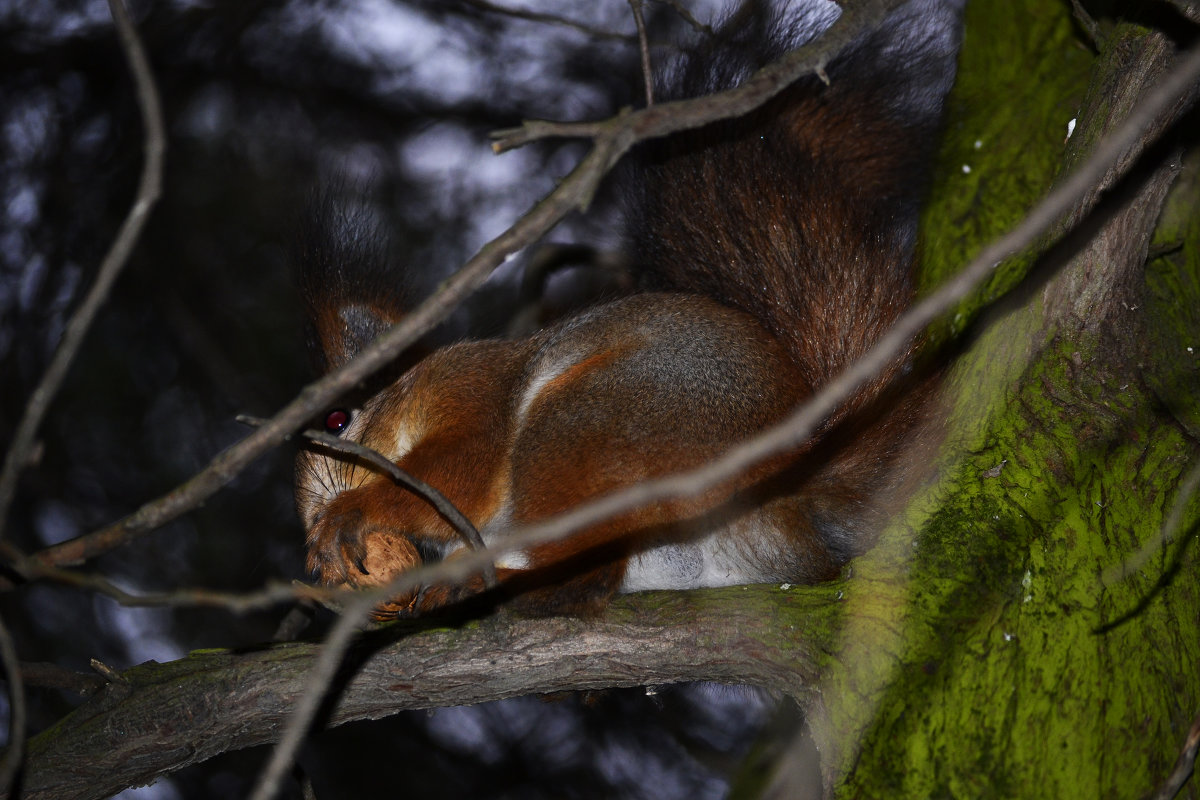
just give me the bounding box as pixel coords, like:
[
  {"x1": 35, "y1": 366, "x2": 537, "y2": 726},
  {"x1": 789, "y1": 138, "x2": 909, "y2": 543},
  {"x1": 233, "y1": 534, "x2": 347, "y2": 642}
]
[
  {"x1": 293, "y1": 188, "x2": 408, "y2": 374},
  {"x1": 304, "y1": 300, "x2": 398, "y2": 374}
]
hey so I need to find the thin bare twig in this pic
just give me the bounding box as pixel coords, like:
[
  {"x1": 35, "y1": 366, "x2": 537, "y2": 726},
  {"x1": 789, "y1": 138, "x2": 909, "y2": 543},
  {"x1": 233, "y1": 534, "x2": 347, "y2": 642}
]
[
  {"x1": 237, "y1": 414, "x2": 497, "y2": 588},
  {"x1": 657, "y1": 0, "x2": 715, "y2": 36},
  {"x1": 26, "y1": 124, "x2": 619, "y2": 571},
  {"x1": 0, "y1": 0, "x2": 165, "y2": 545},
  {"x1": 29, "y1": 0, "x2": 906, "y2": 575},
  {"x1": 1164, "y1": 0, "x2": 1200, "y2": 25},
  {"x1": 375, "y1": 39, "x2": 1200, "y2": 618},
  {"x1": 489, "y1": 118, "x2": 612, "y2": 152},
  {"x1": 0, "y1": 611, "x2": 27, "y2": 795},
  {"x1": 1150, "y1": 709, "x2": 1200, "y2": 800},
  {"x1": 298, "y1": 771, "x2": 317, "y2": 800},
  {"x1": 629, "y1": 0, "x2": 656, "y2": 106},
  {"x1": 20, "y1": 586, "x2": 825, "y2": 800},
  {"x1": 247, "y1": 590, "x2": 377, "y2": 800},
  {"x1": 459, "y1": 0, "x2": 637, "y2": 42},
  {"x1": 0, "y1": 540, "x2": 336, "y2": 611},
  {"x1": 2, "y1": 529, "x2": 342, "y2": 612},
  {"x1": 246, "y1": 7, "x2": 908, "y2": 795},
  {"x1": 490, "y1": 0, "x2": 899, "y2": 153},
  {"x1": 16, "y1": 661, "x2": 107, "y2": 697},
  {"x1": 248, "y1": 31, "x2": 1200, "y2": 800},
  {"x1": 89, "y1": 658, "x2": 126, "y2": 685}
]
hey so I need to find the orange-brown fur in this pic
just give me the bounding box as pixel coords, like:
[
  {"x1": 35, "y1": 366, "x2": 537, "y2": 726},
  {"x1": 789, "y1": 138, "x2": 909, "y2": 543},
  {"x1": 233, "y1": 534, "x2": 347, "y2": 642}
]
[{"x1": 294, "y1": 0, "x2": 963, "y2": 617}]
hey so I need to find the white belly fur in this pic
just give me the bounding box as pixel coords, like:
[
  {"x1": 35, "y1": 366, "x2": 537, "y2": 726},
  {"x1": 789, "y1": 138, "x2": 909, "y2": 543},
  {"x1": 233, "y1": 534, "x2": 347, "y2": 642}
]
[{"x1": 619, "y1": 522, "x2": 784, "y2": 592}]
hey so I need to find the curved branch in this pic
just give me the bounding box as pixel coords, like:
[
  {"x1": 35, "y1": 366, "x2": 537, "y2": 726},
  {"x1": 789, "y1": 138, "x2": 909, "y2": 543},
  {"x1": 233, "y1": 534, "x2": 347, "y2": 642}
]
[
  {"x1": 628, "y1": 0, "x2": 655, "y2": 106},
  {"x1": 490, "y1": 0, "x2": 895, "y2": 153},
  {"x1": 0, "y1": 0, "x2": 165, "y2": 543},
  {"x1": 238, "y1": 415, "x2": 496, "y2": 587},
  {"x1": 15, "y1": 586, "x2": 839, "y2": 800},
  {"x1": 277, "y1": 36, "x2": 1200, "y2": 644},
  {"x1": 26, "y1": 0, "x2": 905, "y2": 572},
  {"x1": 249, "y1": 34, "x2": 1200, "y2": 799},
  {"x1": 457, "y1": 0, "x2": 640, "y2": 42}
]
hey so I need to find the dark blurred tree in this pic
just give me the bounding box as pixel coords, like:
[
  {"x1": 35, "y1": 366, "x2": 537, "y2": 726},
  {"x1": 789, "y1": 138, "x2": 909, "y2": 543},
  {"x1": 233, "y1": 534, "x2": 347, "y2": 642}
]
[
  {"x1": 1, "y1": 0, "x2": 1199, "y2": 799},
  {"x1": 0, "y1": 1, "x2": 755, "y2": 797}
]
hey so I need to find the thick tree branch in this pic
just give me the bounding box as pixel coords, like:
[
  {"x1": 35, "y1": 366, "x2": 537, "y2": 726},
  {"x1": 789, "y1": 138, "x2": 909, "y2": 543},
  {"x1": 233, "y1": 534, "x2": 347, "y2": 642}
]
[
  {"x1": 1042, "y1": 29, "x2": 1194, "y2": 335},
  {"x1": 12, "y1": 26, "x2": 1199, "y2": 800},
  {"x1": 14, "y1": 586, "x2": 840, "y2": 800},
  {"x1": 803, "y1": 25, "x2": 1200, "y2": 795}
]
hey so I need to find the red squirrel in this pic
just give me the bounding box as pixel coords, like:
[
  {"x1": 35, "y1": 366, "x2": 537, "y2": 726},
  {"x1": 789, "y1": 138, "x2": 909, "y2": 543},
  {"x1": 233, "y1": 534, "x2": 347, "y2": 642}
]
[{"x1": 294, "y1": 0, "x2": 964, "y2": 616}]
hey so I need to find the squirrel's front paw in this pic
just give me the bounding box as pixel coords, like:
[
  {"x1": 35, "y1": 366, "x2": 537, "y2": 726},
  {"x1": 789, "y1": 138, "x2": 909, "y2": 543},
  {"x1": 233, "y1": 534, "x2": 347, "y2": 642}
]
[{"x1": 305, "y1": 505, "x2": 423, "y2": 613}]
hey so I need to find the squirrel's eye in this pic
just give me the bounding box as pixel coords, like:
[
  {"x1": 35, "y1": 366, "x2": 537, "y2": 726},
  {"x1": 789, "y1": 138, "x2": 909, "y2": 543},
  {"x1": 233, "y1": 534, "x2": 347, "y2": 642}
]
[{"x1": 323, "y1": 409, "x2": 351, "y2": 435}]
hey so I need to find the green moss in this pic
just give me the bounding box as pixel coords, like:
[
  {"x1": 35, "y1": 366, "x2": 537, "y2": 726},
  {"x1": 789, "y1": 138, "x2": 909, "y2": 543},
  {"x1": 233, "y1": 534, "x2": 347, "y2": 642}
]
[
  {"x1": 1144, "y1": 147, "x2": 1200, "y2": 438},
  {"x1": 820, "y1": 3, "x2": 1200, "y2": 795},
  {"x1": 918, "y1": 0, "x2": 1093, "y2": 342},
  {"x1": 835, "y1": 330, "x2": 1200, "y2": 797}
]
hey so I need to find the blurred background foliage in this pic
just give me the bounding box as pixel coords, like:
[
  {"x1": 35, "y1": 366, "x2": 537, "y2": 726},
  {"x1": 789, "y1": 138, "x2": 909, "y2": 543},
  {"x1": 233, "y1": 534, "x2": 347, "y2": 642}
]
[{"x1": 0, "y1": 0, "x2": 778, "y2": 797}]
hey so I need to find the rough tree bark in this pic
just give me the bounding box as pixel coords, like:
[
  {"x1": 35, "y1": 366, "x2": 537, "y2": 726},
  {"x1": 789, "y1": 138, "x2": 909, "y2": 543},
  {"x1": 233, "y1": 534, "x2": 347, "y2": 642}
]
[
  {"x1": 15, "y1": 587, "x2": 839, "y2": 800},
  {"x1": 7, "y1": 1, "x2": 1200, "y2": 799},
  {"x1": 804, "y1": 3, "x2": 1200, "y2": 797}
]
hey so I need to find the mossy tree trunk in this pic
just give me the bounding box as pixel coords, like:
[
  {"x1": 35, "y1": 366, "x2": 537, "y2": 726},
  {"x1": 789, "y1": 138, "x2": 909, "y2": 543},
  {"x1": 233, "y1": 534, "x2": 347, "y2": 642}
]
[
  {"x1": 10, "y1": 2, "x2": 1200, "y2": 799},
  {"x1": 808, "y1": 2, "x2": 1200, "y2": 797}
]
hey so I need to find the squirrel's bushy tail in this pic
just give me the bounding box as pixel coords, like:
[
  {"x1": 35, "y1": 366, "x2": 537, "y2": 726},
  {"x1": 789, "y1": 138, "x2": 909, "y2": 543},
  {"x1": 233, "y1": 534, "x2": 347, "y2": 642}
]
[
  {"x1": 293, "y1": 0, "x2": 966, "y2": 613},
  {"x1": 625, "y1": 0, "x2": 963, "y2": 559},
  {"x1": 629, "y1": 0, "x2": 963, "y2": 397}
]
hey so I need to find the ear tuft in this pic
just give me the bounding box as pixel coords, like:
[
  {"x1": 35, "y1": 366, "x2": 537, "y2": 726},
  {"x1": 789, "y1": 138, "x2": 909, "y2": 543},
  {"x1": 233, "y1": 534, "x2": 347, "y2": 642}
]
[{"x1": 293, "y1": 186, "x2": 409, "y2": 373}]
